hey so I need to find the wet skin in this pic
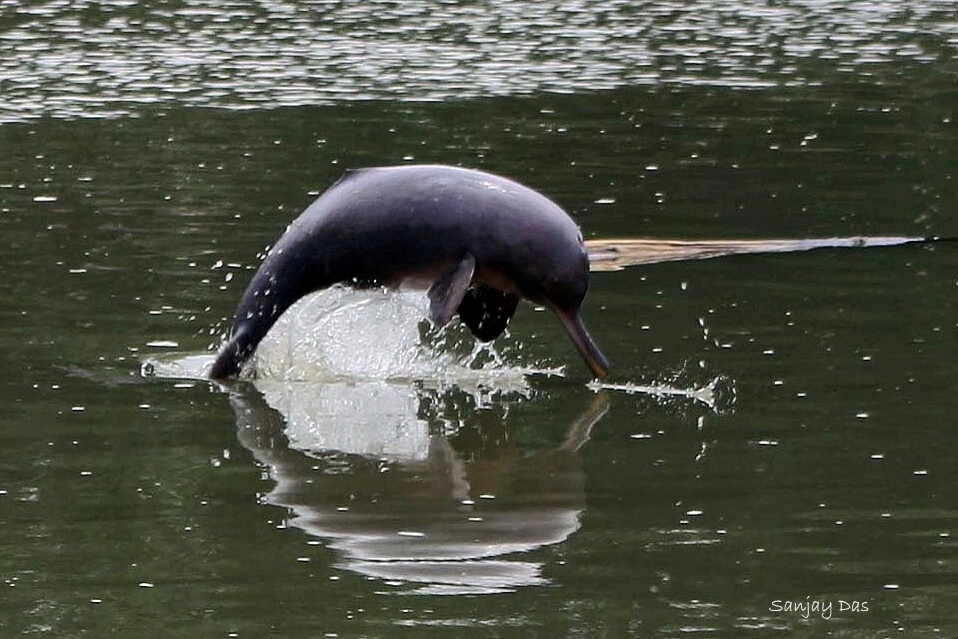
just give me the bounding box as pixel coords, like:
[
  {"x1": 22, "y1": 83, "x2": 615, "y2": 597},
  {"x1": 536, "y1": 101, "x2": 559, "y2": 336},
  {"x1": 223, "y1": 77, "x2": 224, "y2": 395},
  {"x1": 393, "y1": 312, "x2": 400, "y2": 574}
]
[{"x1": 209, "y1": 164, "x2": 609, "y2": 380}]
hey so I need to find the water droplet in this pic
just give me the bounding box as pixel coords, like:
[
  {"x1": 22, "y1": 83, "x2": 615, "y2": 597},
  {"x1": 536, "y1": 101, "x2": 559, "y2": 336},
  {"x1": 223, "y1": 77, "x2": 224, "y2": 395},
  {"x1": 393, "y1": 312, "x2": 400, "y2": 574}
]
[{"x1": 146, "y1": 340, "x2": 179, "y2": 348}]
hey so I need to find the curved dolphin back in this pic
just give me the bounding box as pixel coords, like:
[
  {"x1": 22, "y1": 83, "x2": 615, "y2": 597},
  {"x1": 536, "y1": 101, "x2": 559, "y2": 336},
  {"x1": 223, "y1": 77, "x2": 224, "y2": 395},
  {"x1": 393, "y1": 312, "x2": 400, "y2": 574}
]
[{"x1": 209, "y1": 165, "x2": 608, "y2": 380}]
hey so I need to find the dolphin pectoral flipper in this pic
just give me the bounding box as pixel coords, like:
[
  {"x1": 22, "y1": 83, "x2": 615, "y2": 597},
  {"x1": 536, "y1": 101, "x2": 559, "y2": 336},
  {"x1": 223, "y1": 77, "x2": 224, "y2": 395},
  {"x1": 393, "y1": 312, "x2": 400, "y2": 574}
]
[
  {"x1": 458, "y1": 286, "x2": 520, "y2": 342},
  {"x1": 427, "y1": 253, "x2": 476, "y2": 326}
]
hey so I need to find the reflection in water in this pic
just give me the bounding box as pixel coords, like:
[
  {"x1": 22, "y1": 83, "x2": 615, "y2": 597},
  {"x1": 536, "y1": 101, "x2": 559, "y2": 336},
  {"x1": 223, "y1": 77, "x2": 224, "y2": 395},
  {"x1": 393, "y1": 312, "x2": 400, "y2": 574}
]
[
  {"x1": 144, "y1": 287, "x2": 722, "y2": 595},
  {"x1": 188, "y1": 285, "x2": 605, "y2": 594},
  {"x1": 230, "y1": 380, "x2": 607, "y2": 595}
]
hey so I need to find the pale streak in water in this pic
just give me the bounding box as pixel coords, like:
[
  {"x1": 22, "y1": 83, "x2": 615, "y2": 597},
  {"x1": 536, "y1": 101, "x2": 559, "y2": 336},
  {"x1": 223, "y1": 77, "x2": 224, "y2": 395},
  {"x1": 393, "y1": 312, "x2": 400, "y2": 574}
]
[{"x1": 585, "y1": 235, "x2": 932, "y2": 271}]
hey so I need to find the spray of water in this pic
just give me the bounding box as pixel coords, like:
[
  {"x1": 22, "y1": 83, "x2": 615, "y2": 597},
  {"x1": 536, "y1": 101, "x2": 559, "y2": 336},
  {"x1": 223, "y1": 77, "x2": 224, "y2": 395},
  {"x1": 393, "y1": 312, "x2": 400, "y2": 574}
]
[
  {"x1": 252, "y1": 287, "x2": 561, "y2": 392},
  {"x1": 588, "y1": 375, "x2": 735, "y2": 412},
  {"x1": 145, "y1": 287, "x2": 548, "y2": 395},
  {"x1": 143, "y1": 286, "x2": 732, "y2": 412}
]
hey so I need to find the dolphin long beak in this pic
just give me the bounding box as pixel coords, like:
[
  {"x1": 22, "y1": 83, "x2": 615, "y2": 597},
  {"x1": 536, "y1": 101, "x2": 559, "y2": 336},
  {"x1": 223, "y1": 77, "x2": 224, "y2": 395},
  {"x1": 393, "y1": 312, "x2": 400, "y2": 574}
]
[{"x1": 556, "y1": 309, "x2": 610, "y2": 379}]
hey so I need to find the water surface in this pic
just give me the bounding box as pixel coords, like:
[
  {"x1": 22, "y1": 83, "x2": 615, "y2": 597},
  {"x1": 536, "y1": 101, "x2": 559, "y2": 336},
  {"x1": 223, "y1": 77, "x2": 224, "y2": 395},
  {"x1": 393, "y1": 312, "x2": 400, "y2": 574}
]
[{"x1": 0, "y1": 1, "x2": 956, "y2": 637}]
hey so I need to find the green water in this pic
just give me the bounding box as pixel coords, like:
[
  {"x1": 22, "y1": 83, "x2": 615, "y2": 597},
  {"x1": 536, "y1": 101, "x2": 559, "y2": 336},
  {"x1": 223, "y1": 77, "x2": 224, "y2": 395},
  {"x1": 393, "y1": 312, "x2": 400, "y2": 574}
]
[{"x1": 1, "y1": 1, "x2": 956, "y2": 637}]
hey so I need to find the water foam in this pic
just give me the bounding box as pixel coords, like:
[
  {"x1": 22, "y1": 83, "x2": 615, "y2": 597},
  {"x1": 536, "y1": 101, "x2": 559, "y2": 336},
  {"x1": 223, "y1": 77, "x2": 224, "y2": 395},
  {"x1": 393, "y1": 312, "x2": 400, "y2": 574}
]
[
  {"x1": 248, "y1": 287, "x2": 548, "y2": 392},
  {"x1": 588, "y1": 375, "x2": 735, "y2": 413},
  {"x1": 144, "y1": 287, "x2": 547, "y2": 397},
  {"x1": 144, "y1": 287, "x2": 733, "y2": 412}
]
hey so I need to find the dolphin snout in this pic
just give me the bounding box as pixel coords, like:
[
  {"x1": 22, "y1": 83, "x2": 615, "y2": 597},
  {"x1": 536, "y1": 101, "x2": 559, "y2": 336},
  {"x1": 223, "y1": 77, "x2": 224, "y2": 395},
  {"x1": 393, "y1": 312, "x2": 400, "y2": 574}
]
[{"x1": 555, "y1": 310, "x2": 609, "y2": 379}]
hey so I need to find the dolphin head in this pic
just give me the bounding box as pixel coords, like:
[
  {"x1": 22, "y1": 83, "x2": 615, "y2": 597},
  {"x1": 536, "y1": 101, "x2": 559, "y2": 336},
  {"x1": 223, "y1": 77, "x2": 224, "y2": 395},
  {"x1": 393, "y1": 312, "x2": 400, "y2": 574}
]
[{"x1": 508, "y1": 231, "x2": 610, "y2": 380}]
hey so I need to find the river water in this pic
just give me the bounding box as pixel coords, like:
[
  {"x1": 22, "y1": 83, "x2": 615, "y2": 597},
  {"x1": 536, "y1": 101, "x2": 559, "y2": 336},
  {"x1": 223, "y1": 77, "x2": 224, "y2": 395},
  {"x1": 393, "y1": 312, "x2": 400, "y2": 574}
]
[{"x1": 1, "y1": 1, "x2": 955, "y2": 637}]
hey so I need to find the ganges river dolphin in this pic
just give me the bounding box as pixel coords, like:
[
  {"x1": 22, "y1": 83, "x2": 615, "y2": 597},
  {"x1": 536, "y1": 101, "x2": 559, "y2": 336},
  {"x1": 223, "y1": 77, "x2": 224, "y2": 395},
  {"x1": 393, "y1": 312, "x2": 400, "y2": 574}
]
[{"x1": 209, "y1": 164, "x2": 609, "y2": 380}]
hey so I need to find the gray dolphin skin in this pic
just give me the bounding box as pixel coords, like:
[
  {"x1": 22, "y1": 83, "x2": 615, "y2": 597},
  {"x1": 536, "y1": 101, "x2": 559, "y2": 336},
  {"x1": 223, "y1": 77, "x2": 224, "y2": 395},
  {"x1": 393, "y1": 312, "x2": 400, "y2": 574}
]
[{"x1": 209, "y1": 164, "x2": 609, "y2": 380}]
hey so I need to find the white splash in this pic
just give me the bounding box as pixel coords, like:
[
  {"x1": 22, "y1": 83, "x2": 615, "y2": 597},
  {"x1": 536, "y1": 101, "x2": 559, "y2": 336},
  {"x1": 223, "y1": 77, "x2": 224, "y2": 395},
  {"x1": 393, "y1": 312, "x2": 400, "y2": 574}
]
[
  {"x1": 588, "y1": 374, "x2": 734, "y2": 412},
  {"x1": 249, "y1": 287, "x2": 546, "y2": 393},
  {"x1": 144, "y1": 287, "x2": 546, "y2": 398},
  {"x1": 144, "y1": 287, "x2": 732, "y2": 413}
]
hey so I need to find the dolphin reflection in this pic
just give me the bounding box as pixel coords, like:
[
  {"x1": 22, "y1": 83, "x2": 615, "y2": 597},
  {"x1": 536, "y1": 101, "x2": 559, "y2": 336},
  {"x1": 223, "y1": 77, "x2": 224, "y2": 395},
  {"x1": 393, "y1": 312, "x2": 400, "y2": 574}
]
[{"x1": 228, "y1": 380, "x2": 608, "y2": 595}]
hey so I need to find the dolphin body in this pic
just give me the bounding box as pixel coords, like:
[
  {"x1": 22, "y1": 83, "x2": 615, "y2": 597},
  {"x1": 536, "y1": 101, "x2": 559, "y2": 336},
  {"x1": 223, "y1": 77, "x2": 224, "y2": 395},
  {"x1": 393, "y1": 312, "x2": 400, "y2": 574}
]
[{"x1": 209, "y1": 165, "x2": 609, "y2": 380}]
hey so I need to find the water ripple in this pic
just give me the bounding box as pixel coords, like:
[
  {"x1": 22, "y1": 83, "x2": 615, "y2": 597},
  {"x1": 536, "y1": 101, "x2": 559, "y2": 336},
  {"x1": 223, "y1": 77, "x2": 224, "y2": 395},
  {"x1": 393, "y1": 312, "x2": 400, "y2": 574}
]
[{"x1": 0, "y1": 0, "x2": 953, "y2": 121}]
